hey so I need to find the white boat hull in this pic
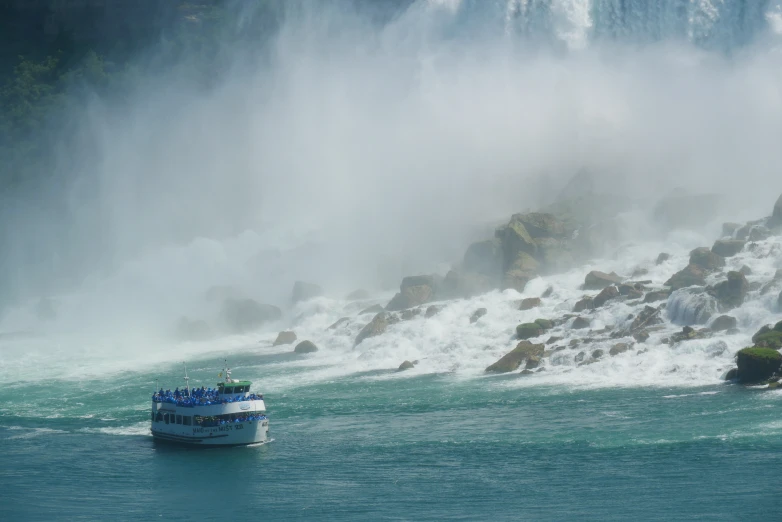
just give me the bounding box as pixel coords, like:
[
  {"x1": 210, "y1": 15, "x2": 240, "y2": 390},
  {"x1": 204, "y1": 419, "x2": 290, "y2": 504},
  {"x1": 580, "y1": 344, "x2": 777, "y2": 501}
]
[{"x1": 150, "y1": 399, "x2": 269, "y2": 446}]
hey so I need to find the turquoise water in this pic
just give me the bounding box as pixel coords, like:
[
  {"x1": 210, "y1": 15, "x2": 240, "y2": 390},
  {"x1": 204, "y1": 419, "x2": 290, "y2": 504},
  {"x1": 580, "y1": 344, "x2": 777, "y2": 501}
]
[{"x1": 2, "y1": 352, "x2": 781, "y2": 521}]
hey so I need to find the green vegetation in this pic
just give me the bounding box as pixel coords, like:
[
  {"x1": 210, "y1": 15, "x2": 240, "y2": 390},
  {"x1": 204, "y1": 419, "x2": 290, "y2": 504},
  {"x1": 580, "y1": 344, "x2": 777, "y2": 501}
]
[{"x1": 736, "y1": 347, "x2": 782, "y2": 383}]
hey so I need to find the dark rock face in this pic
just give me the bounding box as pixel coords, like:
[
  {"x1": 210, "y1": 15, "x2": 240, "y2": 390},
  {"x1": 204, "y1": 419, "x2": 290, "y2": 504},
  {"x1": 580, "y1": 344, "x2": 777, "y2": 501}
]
[
  {"x1": 273, "y1": 331, "x2": 297, "y2": 346},
  {"x1": 633, "y1": 330, "x2": 650, "y2": 343},
  {"x1": 584, "y1": 270, "x2": 623, "y2": 290},
  {"x1": 610, "y1": 343, "x2": 631, "y2": 356},
  {"x1": 669, "y1": 326, "x2": 710, "y2": 344},
  {"x1": 644, "y1": 289, "x2": 671, "y2": 303},
  {"x1": 571, "y1": 316, "x2": 591, "y2": 329},
  {"x1": 709, "y1": 315, "x2": 737, "y2": 332},
  {"x1": 485, "y1": 341, "x2": 545, "y2": 373},
  {"x1": 591, "y1": 349, "x2": 604, "y2": 359},
  {"x1": 573, "y1": 297, "x2": 594, "y2": 313},
  {"x1": 770, "y1": 193, "x2": 782, "y2": 227},
  {"x1": 398, "y1": 360, "x2": 415, "y2": 371},
  {"x1": 689, "y1": 247, "x2": 725, "y2": 271},
  {"x1": 724, "y1": 368, "x2": 739, "y2": 381},
  {"x1": 463, "y1": 238, "x2": 504, "y2": 277},
  {"x1": 294, "y1": 340, "x2": 318, "y2": 354},
  {"x1": 656, "y1": 253, "x2": 671, "y2": 265},
  {"x1": 441, "y1": 270, "x2": 495, "y2": 299},
  {"x1": 631, "y1": 305, "x2": 663, "y2": 332},
  {"x1": 386, "y1": 275, "x2": 437, "y2": 311},
  {"x1": 519, "y1": 297, "x2": 541, "y2": 310},
  {"x1": 778, "y1": 290, "x2": 782, "y2": 309},
  {"x1": 593, "y1": 285, "x2": 619, "y2": 308},
  {"x1": 752, "y1": 321, "x2": 782, "y2": 349},
  {"x1": 749, "y1": 227, "x2": 771, "y2": 241},
  {"x1": 470, "y1": 308, "x2": 488, "y2": 324},
  {"x1": 221, "y1": 299, "x2": 282, "y2": 333},
  {"x1": 425, "y1": 305, "x2": 443, "y2": 318},
  {"x1": 736, "y1": 347, "x2": 782, "y2": 383},
  {"x1": 355, "y1": 312, "x2": 396, "y2": 346},
  {"x1": 739, "y1": 265, "x2": 752, "y2": 276},
  {"x1": 711, "y1": 240, "x2": 745, "y2": 258},
  {"x1": 534, "y1": 318, "x2": 554, "y2": 330},
  {"x1": 665, "y1": 264, "x2": 707, "y2": 290},
  {"x1": 516, "y1": 323, "x2": 544, "y2": 339},
  {"x1": 292, "y1": 281, "x2": 323, "y2": 303},
  {"x1": 709, "y1": 271, "x2": 748, "y2": 311}
]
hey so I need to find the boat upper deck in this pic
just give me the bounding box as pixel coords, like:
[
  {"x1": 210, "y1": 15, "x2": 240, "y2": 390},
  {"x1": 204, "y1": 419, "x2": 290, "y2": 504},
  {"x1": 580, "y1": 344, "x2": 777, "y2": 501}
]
[{"x1": 152, "y1": 381, "x2": 263, "y2": 408}]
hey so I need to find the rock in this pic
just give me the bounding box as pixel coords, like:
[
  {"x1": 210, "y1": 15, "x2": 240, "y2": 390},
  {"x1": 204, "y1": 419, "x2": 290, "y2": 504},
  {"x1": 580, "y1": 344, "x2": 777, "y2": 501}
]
[
  {"x1": 749, "y1": 227, "x2": 771, "y2": 241},
  {"x1": 485, "y1": 341, "x2": 545, "y2": 373},
  {"x1": 502, "y1": 269, "x2": 535, "y2": 293},
  {"x1": 397, "y1": 360, "x2": 415, "y2": 371},
  {"x1": 770, "y1": 193, "x2": 782, "y2": 227},
  {"x1": 665, "y1": 264, "x2": 707, "y2": 290},
  {"x1": 752, "y1": 321, "x2": 782, "y2": 349},
  {"x1": 425, "y1": 305, "x2": 443, "y2": 318},
  {"x1": 667, "y1": 287, "x2": 717, "y2": 325},
  {"x1": 760, "y1": 269, "x2": 782, "y2": 295},
  {"x1": 610, "y1": 343, "x2": 631, "y2": 356},
  {"x1": 670, "y1": 326, "x2": 709, "y2": 344},
  {"x1": 470, "y1": 308, "x2": 488, "y2": 324},
  {"x1": 739, "y1": 265, "x2": 752, "y2": 276},
  {"x1": 618, "y1": 283, "x2": 643, "y2": 296},
  {"x1": 400, "y1": 308, "x2": 421, "y2": 321},
  {"x1": 525, "y1": 356, "x2": 541, "y2": 369},
  {"x1": 584, "y1": 270, "x2": 623, "y2": 290},
  {"x1": 689, "y1": 247, "x2": 725, "y2": 271},
  {"x1": 709, "y1": 271, "x2": 748, "y2": 311},
  {"x1": 644, "y1": 289, "x2": 671, "y2": 303},
  {"x1": 516, "y1": 323, "x2": 544, "y2": 340},
  {"x1": 386, "y1": 275, "x2": 437, "y2": 311},
  {"x1": 711, "y1": 240, "x2": 745, "y2": 258},
  {"x1": 359, "y1": 304, "x2": 385, "y2": 315},
  {"x1": 273, "y1": 331, "x2": 297, "y2": 346},
  {"x1": 630, "y1": 306, "x2": 663, "y2": 332},
  {"x1": 220, "y1": 299, "x2": 282, "y2": 333},
  {"x1": 779, "y1": 290, "x2": 782, "y2": 310},
  {"x1": 573, "y1": 297, "x2": 594, "y2": 313},
  {"x1": 546, "y1": 336, "x2": 563, "y2": 345},
  {"x1": 355, "y1": 312, "x2": 396, "y2": 346},
  {"x1": 633, "y1": 330, "x2": 650, "y2": 343},
  {"x1": 534, "y1": 318, "x2": 554, "y2": 330},
  {"x1": 724, "y1": 368, "x2": 739, "y2": 381},
  {"x1": 722, "y1": 223, "x2": 741, "y2": 237},
  {"x1": 574, "y1": 351, "x2": 586, "y2": 363},
  {"x1": 328, "y1": 317, "x2": 349, "y2": 330},
  {"x1": 175, "y1": 317, "x2": 212, "y2": 341},
  {"x1": 571, "y1": 316, "x2": 591, "y2": 329},
  {"x1": 593, "y1": 285, "x2": 619, "y2": 308},
  {"x1": 292, "y1": 281, "x2": 323, "y2": 303},
  {"x1": 520, "y1": 369, "x2": 535, "y2": 376},
  {"x1": 441, "y1": 270, "x2": 495, "y2": 299},
  {"x1": 496, "y1": 216, "x2": 537, "y2": 269},
  {"x1": 519, "y1": 297, "x2": 541, "y2": 310},
  {"x1": 591, "y1": 349, "x2": 604, "y2": 359},
  {"x1": 535, "y1": 237, "x2": 576, "y2": 274},
  {"x1": 736, "y1": 347, "x2": 782, "y2": 383},
  {"x1": 631, "y1": 268, "x2": 649, "y2": 278},
  {"x1": 513, "y1": 212, "x2": 568, "y2": 239},
  {"x1": 656, "y1": 253, "x2": 671, "y2": 265},
  {"x1": 346, "y1": 289, "x2": 370, "y2": 301},
  {"x1": 569, "y1": 339, "x2": 580, "y2": 347},
  {"x1": 34, "y1": 298, "x2": 57, "y2": 321},
  {"x1": 294, "y1": 340, "x2": 318, "y2": 354},
  {"x1": 541, "y1": 286, "x2": 554, "y2": 298},
  {"x1": 463, "y1": 238, "x2": 504, "y2": 277},
  {"x1": 709, "y1": 315, "x2": 737, "y2": 332}
]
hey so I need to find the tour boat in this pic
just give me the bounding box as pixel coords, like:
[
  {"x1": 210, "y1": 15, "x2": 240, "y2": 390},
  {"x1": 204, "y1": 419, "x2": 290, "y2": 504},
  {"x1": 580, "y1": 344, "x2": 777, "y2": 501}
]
[{"x1": 150, "y1": 363, "x2": 269, "y2": 446}]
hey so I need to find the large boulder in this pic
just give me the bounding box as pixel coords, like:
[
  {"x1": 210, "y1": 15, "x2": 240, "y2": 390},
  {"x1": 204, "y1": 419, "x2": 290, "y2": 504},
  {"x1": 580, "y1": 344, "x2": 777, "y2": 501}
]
[
  {"x1": 665, "y1": 264, "x2": 707, "y2": 290},
  {"x1": 644, "y1": 289, "x2": 671, "y2": 303},
  {"x1": 689, "y1": 247, "x2": 725, "y2": 272},
  {"x1": 535, "y1": 238, "x2": 576, "y2": 274},
  {"x1": 273, "y1": 331, "x2": 297, "y2": 346},
  {"x1": 440, "y1": 270, "x2": 495, "y2": 299},
  {"x1": 711, "y1": 240, "x2": 745, "y2": 258},
  {"x1": 571, "y1": 316, "x2": 591, "y2": 329},
  {"x1": 752, "y1": 321, "x2": 782, "y2": 349},
  {"x1": 355, "y1": 312, "x2": 396, "y2": 346},
  {"x1": 584, "y1": 270, "x2": 623, "y2": 290},
  {"x1": 736, "y1": 347, "x2": 782, "y2": 383},
  {"x1": 463, "y1": 238, "x2": 504, "y2": 277},
  {"x1": 709, "y1": 315, "x2": 737, "y2": 332},
  {"x1": 386, "y1": 275, "x2": 438, "y2": 311},
  {"x1": 516, "y1": 323, "x2": 544, "y2": 340},
  {"x1": 292, "y1": 281, "x2": 323, "y2": 303},
  {"x1": 294, "y1": 340, "x2": 318, "y2": 354},
  {"x1": 709, "y1": 271, "x2": 748, "y2": 311},
  {"x1": 496, "y1": 216, "x2": 537, "y2": 269},
  {"x1": 519, "y1": 297, "x2": 541, "y2": 310},
  {"x1": 398, "y1": 360, "x2": 416, "y2": 371},
  {"x1": 512, "y1": 212, "x2": 568, "y2": 239},
  {"x1": 573, "y1": 296, "x2": 594, "y2": 312},
  {"x1": 220, "y1": 299, "x2": 282, "y2": 333},
  {"x1": 593, "y1": 285, "x2": 619, "y2": 308},
  {"x1": 485, "y1": 341, "x2": 545, "y2": 373},
  {"x1": 770, "y1": 193, "x2": 782, "y2": 228},
  {"x1": 470, "y1": 308, "x2": 488, "y2": 324}
]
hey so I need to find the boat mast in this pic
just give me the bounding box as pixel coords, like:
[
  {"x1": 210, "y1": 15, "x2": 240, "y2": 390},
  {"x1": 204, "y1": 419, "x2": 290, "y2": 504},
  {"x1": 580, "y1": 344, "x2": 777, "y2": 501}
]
[{"x1": 183, "y1": 362, "x2": 190, "y2": 396}]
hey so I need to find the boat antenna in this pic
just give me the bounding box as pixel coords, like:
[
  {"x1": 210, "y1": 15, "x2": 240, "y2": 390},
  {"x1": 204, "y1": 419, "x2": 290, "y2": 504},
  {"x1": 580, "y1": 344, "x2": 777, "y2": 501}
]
[{"x1": 183, "y1": 362, "x2": 190, "y2": 396}]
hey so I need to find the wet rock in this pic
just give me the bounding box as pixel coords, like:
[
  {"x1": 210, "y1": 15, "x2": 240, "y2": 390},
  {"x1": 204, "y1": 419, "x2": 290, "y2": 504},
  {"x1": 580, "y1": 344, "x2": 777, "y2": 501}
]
[
  {"x1": 501, "y1": 267, "x2": 536, "y2": 293},
  {"x1": 772, "y1": 193, "x2": 782, "y2": 226},
  {"x1": 739, "y1": 265, "x2": 752, "y2": 276},
  {"x1": 709, "y1": 315, "x2": 737, "y2": 332},
  {"x1": 656, "y1": 253, "x2": 671, "y2": 265},
  {"x1": 751, "y1": 321, "x2": 782, "y2": 349},
  {"x1": 292, "y1": 281, "x2": 323, "y2": 303},
  {"x1": 778, "y1": 290, "x2": 782, "y2": 309},
  {"x1": 534, "y1": 318, "x2": 554, "y2": 330},
  {"x1": 591, "y1": 349, "x2": 605, "y2": 359},
  {"x1": 273, "y1": 331, "x2": 297, "y2": 346},
  {"x1": 441, "y1": 269, "x2": 495, "y2": 299},
  {"x1": 630, "y1": 305, "x2": 663, "y2": 332},
  {"x1": 711, "y1": 240, "x2": 745, "y2": 258},
  {"x1": 665, "y1": 264, "x2": 707, "y2": 290},
  {"x1": 571, "y1": 316, "x2": 591, "y2": 329},
  {"x1": 328, "y1": 317, "x2": 350, "y2": 330},
  {"x1": 463, "y1": 238, "x2": 503, "y2": 277},
  {"x1": 485, "y1": 341, "x2": 545, "y2": 373},
  {"x1": 724, "y1": 368, "x2": 739, "y2": 381},
  {"x1": 346, "y1": 289, "x2": 370, "y2": 301},
  {"x1": 722, "y1": 222, "x2": 741, "y2": 237},
  {"x1": 520, "y1": 369, "x2": 535, "y2": 376},
  {"x1": 397, "y1": 360, "x2": 415, "y2": 371},
  {"x1": 593, "y1": 285, "x2": 619, "y2": 308},
  {"x1": 633, "y1": 330, "x2": 650, "y2": 343},
  {"x1": 541, "y1": 286, "x2": 554, "y2": 298},
  {"x1": 736, "y1": 347, "x2": 782, "y2": 383},
  {"x1": 749, "y1": 227, "x2": 771, "y2": 241},
  {"x1": 355, "y1": 312, "x2": 396, "y2": 346},
  {"x1": 569, "y1": 339, "x2": 580, "y2": 347},
  {"x1": 519, "y1": 297, "x2": 542, "y2": 310},
  {"x1": 631, "y1": 268, "x2": 649, "y2": 278},
  {"x1": 294, "y1": 340, "x2": 318, "y2": 354},
  {"x1": 470, "y1": 308, "x2": 488, "y2": 324},
  {"x1": 497, "y1": 217, "x2": 538, "y2": 269},
  {"x1": 175, "y1": 317, "x2": 212, "y2": 342},
  {"x1": 709, "y1": 271, "x2": 748, "y2": 311},
  {"x1": 400, "y1": 308, "x2": 421, "y2": 321},
  {"x1": 513, "y1": 212, "x2": 568, "y2": 239},
  {"x1": 619, "y1": 283, "x2": 644, "y2": 296},
  {"x1": 575, "y1": 351, "x2": 586, "y2": 363},
  {"x1": 546, "y1": 336, "x2": 563, "y2": 345},
  {"x1": 669, "y1": 326, "x2": 710, "y2": 344},
  {"x1": 760, "y1": 269, "x2": 782, "y2": 295},
  {"x1": 425, "y1": 305, "x2": 443, "y2": 318},
  {"x1": 584, "y1": 270, "x2": 623, "y2": 290},
  {"x1": 359, "y1": 304, "x2": 385, "y2": 315},
  {"x1": 625, "y1": 288, "x2": 644, "y2": 300},
  {"x1": 610, "y1": 343, "x2": 631, "y2": 356},
  {"x1": 386, "y1": 275, "x2": 438, "y2": 311},
  {"x1": 689, "y1": 247, "x2": 725, "y2": 272},
  {"x1": 220, "y1": 299, "x2": 282, "y2": 333},
  {"x1": 667, "y1": 287, "x2": 717, "y2": 325},
  {"x1": 727, "y1": 327, "x2": 740, "y2": 335},
  {"x1": 525, "y1": 356, "x2": 541, "y2": 369},
  {"x1": 516, "y1": 323, "x2": 544, "y2": 340},
  {"x1": 573, "y1": 296, "x2": 594, "y2": 313},
  {"x1": 644, "y1": 289, "x2": 671, "y2": 303}
]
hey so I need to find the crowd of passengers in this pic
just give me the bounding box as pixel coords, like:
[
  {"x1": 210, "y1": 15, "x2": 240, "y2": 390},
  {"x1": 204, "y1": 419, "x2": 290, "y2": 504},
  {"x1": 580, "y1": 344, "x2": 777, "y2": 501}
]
[
  {"x1": 197, "y1": 415, "x2": 268, "y2": 427},
  {"x1": 152, "y1": 386, "x2": 263, "y2": 406}
]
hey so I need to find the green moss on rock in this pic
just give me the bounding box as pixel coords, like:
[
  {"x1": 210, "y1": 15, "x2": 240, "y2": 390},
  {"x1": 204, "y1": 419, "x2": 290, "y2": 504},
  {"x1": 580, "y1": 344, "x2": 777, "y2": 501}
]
[
  {"x1": 516, "y1": 322, "x2": 544, "y2": 339},
  {"x1": 736, "y1": 347, "x2": 782, "y2": 383}
]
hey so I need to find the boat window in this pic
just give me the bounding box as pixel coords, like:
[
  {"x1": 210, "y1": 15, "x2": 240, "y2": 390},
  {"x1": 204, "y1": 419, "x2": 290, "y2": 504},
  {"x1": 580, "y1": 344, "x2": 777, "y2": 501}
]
[
  {"x1": 183, "y1": 416, "x2": 192, "y2": 426},
  {"x1": 242, "y1": 385, "x2": 250, "y2": 393},
  {"x1": 151, "y1": 411, "x2": 155, "y2": 421},
  {"x1": 224, "y1": 387, "x2": 233, "y2": 394},
  {"x1": 155, "y1": 412, "x2": 163, "y2": 422},
  {"x1": 194, "y1": 415, "x2": 202, "y2": 425},
  {"x1": 164, "y1": 414, "x2": 170, "y2": 424},
  {"x1": 176, "y1": 415, "x2": 182, "y2": 425}
]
